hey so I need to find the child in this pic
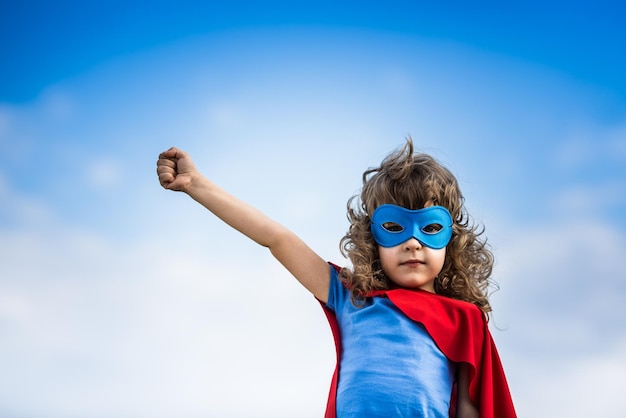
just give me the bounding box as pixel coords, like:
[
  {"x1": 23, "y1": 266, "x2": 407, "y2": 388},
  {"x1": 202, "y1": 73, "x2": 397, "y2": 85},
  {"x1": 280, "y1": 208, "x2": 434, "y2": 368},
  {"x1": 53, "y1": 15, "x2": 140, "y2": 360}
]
[{"x1": 156, "y1": 139, "x2": 516, "y2": 418}]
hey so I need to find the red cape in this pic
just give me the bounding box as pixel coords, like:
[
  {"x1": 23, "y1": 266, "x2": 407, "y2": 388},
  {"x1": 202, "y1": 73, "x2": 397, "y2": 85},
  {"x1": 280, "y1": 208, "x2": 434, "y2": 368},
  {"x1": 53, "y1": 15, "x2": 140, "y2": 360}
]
[{"x1": 321, "y1": 265, "x2": 516, "y2": 418}]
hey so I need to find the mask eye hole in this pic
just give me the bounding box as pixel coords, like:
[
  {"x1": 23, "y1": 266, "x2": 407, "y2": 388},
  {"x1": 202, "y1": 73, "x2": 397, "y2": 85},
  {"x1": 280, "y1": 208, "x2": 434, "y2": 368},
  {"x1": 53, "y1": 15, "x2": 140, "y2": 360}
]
[
  {"x1": 382, "y1": 222, "x2": 404, "y2": 233},
  {"x1": 422, "y1": 223, "x2": 443, "y2": 234}
]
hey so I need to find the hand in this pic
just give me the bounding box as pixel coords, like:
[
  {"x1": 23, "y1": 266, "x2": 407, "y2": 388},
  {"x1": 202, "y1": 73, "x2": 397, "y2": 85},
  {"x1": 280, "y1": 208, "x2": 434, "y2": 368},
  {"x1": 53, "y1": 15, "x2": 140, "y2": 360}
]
[
  {"x1": 156, "y1": 147, "x2": 197, "y2": 192},
  {"x1": 456, "y1": 400, "x2": 479, "y2": 418}
]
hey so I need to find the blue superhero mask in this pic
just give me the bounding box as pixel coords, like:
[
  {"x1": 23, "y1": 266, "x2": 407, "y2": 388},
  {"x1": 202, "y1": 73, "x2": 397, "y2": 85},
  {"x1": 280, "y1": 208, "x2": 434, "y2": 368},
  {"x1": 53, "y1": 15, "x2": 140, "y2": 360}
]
[{"x1": 371, "y1": 204, "x2": 453, "y2": 249}]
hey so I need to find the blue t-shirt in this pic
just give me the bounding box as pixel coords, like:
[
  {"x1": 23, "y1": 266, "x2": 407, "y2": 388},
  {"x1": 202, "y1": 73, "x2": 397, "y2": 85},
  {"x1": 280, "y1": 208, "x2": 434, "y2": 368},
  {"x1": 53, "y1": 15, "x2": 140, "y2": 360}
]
[{"x1": 326, "y1": 266, "x2": 456, "y2": 417}]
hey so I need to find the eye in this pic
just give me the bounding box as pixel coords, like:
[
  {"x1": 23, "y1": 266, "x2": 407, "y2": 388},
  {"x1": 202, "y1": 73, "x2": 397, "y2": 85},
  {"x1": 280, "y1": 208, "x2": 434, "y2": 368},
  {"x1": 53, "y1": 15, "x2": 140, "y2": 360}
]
[
  {"x1": 422, "y1": 223, "x2": 443, "y2": 234},
  {"x1": 382, "y1": 222, "x2": 404, "y2": 233}
]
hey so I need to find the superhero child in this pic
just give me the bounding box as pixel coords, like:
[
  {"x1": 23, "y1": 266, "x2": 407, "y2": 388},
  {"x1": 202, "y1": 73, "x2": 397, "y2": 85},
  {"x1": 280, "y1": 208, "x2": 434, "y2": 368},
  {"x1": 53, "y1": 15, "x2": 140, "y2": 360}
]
[{"x1": 156, "y1": 138, "x2": 516, "y2": 418}]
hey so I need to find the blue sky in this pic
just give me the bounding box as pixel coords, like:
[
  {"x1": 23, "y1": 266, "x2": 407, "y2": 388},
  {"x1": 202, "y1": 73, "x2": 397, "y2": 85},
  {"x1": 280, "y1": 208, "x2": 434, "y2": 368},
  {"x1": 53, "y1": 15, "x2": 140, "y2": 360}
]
[
  {"x1": 3, "y1": 1, "x2": 626, "y2": 103},
  {"x1": 1, "y1": 2, "x2": 626, "y2": 417}
]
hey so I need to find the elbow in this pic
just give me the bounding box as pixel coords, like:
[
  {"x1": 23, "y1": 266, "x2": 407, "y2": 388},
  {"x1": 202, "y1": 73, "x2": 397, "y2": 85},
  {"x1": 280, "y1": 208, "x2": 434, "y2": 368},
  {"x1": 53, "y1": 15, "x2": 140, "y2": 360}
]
[{"x1": 264, "y1": 226, "x2": 292, "y2": 251}]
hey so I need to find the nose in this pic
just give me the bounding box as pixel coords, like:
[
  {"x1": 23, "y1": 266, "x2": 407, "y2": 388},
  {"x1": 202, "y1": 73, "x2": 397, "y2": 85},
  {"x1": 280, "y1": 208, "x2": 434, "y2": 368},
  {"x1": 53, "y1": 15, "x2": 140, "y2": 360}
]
[{"x1": 403, "y1": 237, "x2": 422, "y2": 251}]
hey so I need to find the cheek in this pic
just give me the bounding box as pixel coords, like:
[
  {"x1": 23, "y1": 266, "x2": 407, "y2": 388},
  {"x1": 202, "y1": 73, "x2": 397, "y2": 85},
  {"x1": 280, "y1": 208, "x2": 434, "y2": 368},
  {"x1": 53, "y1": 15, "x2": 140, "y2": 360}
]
[
  {"x1": 435, "y1": 249, "x2": 447, "y2": 268},
  {"x1": 428, "y1": 248, "x2": 447, "y2": 269},
  {"x1": 377, "y1": 246, "x2": 402, "y2": 276},
  {"x1": 377, "y1": 247, "x2": 392, "y2": 268}
]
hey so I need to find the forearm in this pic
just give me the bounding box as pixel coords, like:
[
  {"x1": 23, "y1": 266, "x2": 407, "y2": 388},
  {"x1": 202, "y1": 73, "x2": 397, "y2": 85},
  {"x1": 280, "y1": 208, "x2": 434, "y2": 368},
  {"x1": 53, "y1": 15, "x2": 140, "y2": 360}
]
[{"x1": 186, "y1": 173, "x2": 285, "y2": 248}]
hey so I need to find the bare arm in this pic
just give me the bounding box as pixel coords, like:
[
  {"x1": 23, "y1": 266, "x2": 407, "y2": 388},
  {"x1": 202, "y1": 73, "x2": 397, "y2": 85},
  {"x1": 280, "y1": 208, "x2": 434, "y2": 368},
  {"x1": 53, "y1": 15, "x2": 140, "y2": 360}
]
[
  {"x1": 156, "y1": 147, "x2": 331, "y2": 302},
  {"x1": 456, "y1": 363, "x2": 479, "y2": 418}
]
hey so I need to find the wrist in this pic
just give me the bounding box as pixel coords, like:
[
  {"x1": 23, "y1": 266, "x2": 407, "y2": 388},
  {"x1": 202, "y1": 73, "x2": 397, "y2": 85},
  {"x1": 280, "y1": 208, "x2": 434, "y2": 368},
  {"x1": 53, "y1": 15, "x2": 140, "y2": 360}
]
[{"x1": 185, "y1": 171, "x2": 212, "y2": 196}]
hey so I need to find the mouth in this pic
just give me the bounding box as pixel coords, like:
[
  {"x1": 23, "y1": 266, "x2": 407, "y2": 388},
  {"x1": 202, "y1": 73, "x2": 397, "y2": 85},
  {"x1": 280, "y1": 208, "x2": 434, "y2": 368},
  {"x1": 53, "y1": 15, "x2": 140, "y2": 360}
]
[{"x1": 401, "y1": 259, "x2": 425, "y2": 267}]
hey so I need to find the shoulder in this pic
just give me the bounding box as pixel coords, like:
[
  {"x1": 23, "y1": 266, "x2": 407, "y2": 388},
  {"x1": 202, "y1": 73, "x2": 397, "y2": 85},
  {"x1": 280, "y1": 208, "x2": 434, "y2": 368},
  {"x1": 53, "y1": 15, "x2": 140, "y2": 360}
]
[
  {"x1": 437, "y1": 292, "x2": 484, "y2": 312},
  {"x1": 329, "y1": 262, "x2": 342, "y2": 274},
  {"x1": 435, "y1": 293, "x2": 486, "y2": 322}
]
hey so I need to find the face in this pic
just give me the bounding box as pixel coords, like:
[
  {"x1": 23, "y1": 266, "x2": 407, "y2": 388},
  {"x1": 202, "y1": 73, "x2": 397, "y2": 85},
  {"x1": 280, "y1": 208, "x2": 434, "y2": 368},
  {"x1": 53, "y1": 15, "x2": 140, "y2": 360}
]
[
  {"x1": 371, "y1": 203, "x2": 452, "y2": 292},
  {"x1": 378, "y1": 238, "x2": 446, "y2": 292}
]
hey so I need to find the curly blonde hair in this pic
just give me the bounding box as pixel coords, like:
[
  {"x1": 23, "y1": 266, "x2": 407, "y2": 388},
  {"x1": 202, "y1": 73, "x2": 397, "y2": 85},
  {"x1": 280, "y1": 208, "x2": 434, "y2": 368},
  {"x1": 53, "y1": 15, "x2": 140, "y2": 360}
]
[{"x1": 340, "y1": 138, "x2": 495, "y2": 313}]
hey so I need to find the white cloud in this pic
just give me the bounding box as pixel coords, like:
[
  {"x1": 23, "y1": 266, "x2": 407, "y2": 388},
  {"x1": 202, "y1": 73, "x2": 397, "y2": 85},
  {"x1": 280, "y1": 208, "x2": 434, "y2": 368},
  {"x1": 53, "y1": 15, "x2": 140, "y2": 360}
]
[
  {"x1": 0, "y1": 173, "x2": 54, "y2": 226},
  {"x1": 0, "y1": 87, "x2": 78, "y2": 168},
  {"x1": 607, "y1": 124, "x2": 626, "y2": 159},
  {"x1": 84, "y1": 158, "x2": 124, "y2": 189},
  {"x1": 550, "y1": 181, "x2": 626, "y2": 214},
  {"x1": 39, "y1": 87, "x2": 77, "y2": 123},
  {"x1": 495, "y1": 215, "x2": 624, "y2": 315},
  {"x1": 0, "y1": 213, "x2": 333, "y2": 417},
  {"x1": 555, "y1": 120, "x2": 626, "y2": 169},
  {"x1": 489, "y1": 212, "x2": 626, "y2": 417},
  {"x1": 206, "y1": 101, "x2": 245, "y2": 132},
  {"x1": 510, "y1": 336, "x2": 626, "y2": 418}
]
